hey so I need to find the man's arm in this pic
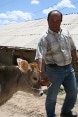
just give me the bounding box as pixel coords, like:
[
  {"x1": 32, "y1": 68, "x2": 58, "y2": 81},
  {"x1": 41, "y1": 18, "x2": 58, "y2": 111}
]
[
  {"x1": 71, "y1": 49, "x2": 78, "y2": 67},
  {"x1": 36, "y1": 58, "x2": 45, "y2": 72},
  {"x1": 36, "y1": 58, "x2": 50, "y2": 86}
]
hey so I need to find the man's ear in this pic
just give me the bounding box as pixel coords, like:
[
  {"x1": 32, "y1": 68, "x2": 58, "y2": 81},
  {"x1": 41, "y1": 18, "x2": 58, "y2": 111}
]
[{"x1": 17, "y1": 58, "x2": 30, "y2": 72}]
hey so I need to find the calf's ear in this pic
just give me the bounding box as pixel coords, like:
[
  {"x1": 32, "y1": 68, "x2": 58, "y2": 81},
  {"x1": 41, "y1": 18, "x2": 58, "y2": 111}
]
[{"x1": 17, "y1": 58, "x2": 30, "y2": 72}]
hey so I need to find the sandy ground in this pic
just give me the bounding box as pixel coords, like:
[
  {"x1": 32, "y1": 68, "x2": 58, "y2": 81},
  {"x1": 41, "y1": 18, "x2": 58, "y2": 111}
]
[{"x1": 0, "y1": 89, "x2": 78, "y2": 117}]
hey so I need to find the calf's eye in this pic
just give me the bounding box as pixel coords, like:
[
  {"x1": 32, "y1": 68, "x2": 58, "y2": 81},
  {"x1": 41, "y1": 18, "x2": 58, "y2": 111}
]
[{"x1": 33, "y1": 77, "x2": 37, "y2": 81}]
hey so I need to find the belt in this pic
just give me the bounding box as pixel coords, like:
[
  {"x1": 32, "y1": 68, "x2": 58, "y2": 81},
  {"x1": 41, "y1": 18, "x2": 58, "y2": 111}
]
[{"x1": 47, "y1": 64, "x2": 57, "y2": 67}]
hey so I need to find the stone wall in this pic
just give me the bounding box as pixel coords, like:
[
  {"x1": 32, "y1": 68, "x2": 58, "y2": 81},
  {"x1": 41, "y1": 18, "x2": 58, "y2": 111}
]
[{"x1": 0, "y1": 46, "x2": 36, "y2": 65}]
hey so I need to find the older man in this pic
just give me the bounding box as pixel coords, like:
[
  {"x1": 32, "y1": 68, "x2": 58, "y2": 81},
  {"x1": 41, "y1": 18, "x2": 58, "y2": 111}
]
[{"x1": 35, "y1": 10, "x2": 78, "y2": 117}]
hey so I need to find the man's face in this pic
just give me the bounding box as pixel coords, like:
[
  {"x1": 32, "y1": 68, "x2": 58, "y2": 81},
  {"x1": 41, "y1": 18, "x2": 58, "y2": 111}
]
[{"x1": 48, "y1": 12, "x2": 62, "y2": 33}]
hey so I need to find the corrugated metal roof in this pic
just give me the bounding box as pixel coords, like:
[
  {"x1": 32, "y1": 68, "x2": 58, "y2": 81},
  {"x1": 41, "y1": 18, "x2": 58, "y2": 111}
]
[{"x1": 0, "y1": 13, "x2": 78, "y2": 49}]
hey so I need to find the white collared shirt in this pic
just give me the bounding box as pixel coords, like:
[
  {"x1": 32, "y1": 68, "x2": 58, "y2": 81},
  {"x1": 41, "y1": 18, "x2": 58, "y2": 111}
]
[{"x1": 35, "y1": 28, "x2": 76, "y2": 66}]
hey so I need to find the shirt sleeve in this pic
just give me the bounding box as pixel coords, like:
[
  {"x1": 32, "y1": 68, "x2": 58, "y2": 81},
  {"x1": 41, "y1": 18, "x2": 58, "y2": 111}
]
[
  {"x1": 35, "y1": 36, "x2": 47, "y2": 60},
  {"x1": 68, "y1": 32, "x2": 76, "y2": 50}
]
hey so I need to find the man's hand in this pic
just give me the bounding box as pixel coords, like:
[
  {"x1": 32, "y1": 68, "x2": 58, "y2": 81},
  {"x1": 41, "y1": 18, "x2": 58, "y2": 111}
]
[{"x1": 40, "y1": 71, "x2": 51, "y2": 86}]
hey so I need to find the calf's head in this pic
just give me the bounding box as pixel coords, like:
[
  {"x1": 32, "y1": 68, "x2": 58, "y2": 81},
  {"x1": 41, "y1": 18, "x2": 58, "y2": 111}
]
[{"x1": 17, "y1": 58, "x2": 43, "y2": 96}]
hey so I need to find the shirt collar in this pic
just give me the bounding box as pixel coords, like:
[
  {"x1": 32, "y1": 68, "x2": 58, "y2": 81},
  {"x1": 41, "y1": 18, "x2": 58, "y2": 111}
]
[{"x1": 48, "y1": 28, "x2": 62, "y2": 35}]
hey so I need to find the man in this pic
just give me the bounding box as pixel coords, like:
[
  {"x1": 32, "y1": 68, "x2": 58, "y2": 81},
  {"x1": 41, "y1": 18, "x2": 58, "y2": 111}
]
[{"x1": 35, "y1": 10, "x2": 78, "y2": 117}]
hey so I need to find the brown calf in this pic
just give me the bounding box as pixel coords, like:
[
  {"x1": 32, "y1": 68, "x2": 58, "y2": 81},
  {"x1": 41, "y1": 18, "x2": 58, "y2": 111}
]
[{"x1": 0, "y1": 58, "x2": 43, "y2": 106}]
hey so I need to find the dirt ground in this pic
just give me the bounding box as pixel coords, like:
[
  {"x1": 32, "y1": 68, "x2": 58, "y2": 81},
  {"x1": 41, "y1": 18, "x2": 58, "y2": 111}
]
[{"x1": 0, "y1": 88, "x2": 78, "y2": 117}]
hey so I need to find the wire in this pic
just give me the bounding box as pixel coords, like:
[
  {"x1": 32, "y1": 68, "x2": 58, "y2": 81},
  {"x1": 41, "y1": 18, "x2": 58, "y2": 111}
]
[
  {"x1": 33, "y1": 0, "x2": 78, "y2": 15},
  {"x1": 60, "y1": 0, "x2": 78, "y2": 12}
]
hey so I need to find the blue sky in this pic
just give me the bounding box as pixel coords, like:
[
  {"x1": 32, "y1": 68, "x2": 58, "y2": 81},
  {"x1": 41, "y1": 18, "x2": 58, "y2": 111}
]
[{"x1": 0, "y1": 0, "x2": 78, "y2": 26}]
